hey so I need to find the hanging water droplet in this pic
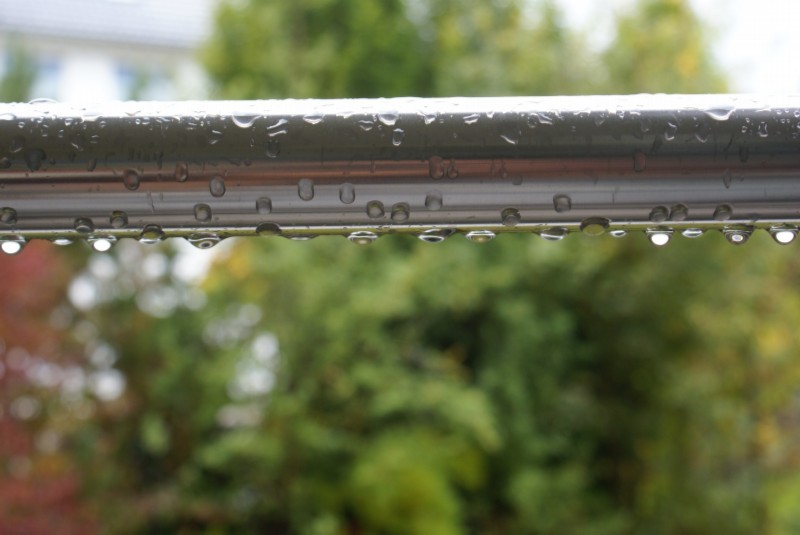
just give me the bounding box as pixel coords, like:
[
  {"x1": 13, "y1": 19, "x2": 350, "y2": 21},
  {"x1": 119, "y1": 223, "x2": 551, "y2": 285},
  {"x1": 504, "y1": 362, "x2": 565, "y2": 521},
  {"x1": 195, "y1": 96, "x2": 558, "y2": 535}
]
[
  {"x1": 232, "y1": 115, "x2": 258, "y2": 128},
  {"x1": 1, "y1": 237, "x2": 25, "y2": 255},
  {"x1": 0, "y1": 157, "x2": 11, "y2": 169},
  {"x1": 123, "y1": 169, "x2": 141, "y2": 190},
  {"x1": 428, "y1": 156, "x2": 445, "y2": 179},
  {"x1": 633, "y1": 150, "x2": 646, "y2": 172},
  {"x1": 705, "y1": 107, "x2": 735, "y2": 121},
  {"x1": 425, "y1": 191, "x2": 443, "y2": 211},
  {"x1": 647, "y1": 229, "x2": 672, "y2": 246},
  {"x1": 670, "y1": 204, "x2": 689, "y2": 221},
  {"x1": 288, "y1": 235, "x2": 317, "y2": 241},
  {"x1": 24, "y1": 148, "x2": 45, "y2": 172},
  {"x1": 52, "y1": 238, "x2": 73, "y2": 246},
  {"x1": 463, "y1": 113, "x2": 480, "y2": 125},
  {"x1": 553, "y1": 194, "x2": 572, "y2": 213},
  {"x1": 366, "y1": 200, "x2": 385, "y2": 219},
  {"x1": 378, "y1": 111, "x2": 398, "y2": 126},
  {"x1": 339, "y1": 183, "x2": 356, "y2": 204},
  {"x1": 501, "y1": 208, "x2": 521, "y2": 227},
  {"x1": 266, "y1": 140, "x2": 280, "y2": 158},
  {"x1": 465, "y1": 230, "x2": 495, "y2": 243},
  {"x1": 256, "y1": 197, "x2": 272, "y2": 215},
  {"x1": 609, "y1": 229, "x2": 628, "y2": 238},
  {"x1": 267, "y1": 118, "x2": 288, "y2": 137},
  {"x1": 723, "y1": 226, "x2": 752, "y2": 245},
  {"x1": 89, "y1": 236, "x2": 116, "y2": 252},
  {"x1": 298, "y1": 178, "x2": 314, "y2": 201},
  {"x1": 302, "y1": 114, "x2": 323, "y2": 125},
  {"x1": 694, "y1": 123, "x2": 711, "y2": 143},
  {"x1": 139, "y1": 225, "x2": 165, "y2": 244},
  {"x1": 358, "y1": 120, "x2": 374, "y2": 132},
  {"x1": 1, "y1": 207, "x2": 17, "y2": 225},
  {"x1": 110, "y1": 211, "x2": 128, "y2": 228},
  {"x1": 723, "y1": 168, "x2": 732, "y2": 189},
  {"x1": 347, "y1": 231, "x2": 378, "y2": 245},
  {"x1": 0, "y1": 112, "x2": 15, "y2": 121},
  {"x1": 256, "y1": 223, "x2": 281, "y2": 236},
  {"x1": 770, "y1": 227, "x2": 797, "y2": 245},
  {"x1": 757, "y1": 122, "x2": 769, "y2": 137},
  {"x1": 649, "y1": 205, "x2": 669, "y2": 223},
  {"x1": 392, "y1": 128, "x2": 405, "y2": 146},
  {"x1": 188, "y1": 233, "x2": 222, "y2": 249},
  {"x1": 194, "y1": 203, "x2": 212, "y2": 222},
  {"x1": 681, "y1": 228, "x2": 705, "y2": 238},
  {"x1": 207, "y1": 129, "x2": 224, "y2": 144},
  {"x1": 499, "y1": 126, "x2": 520, "y2": 145},
  {"x1": 418, "y1": 228, "x2": 454, "y2": 243},
  {"x1": 175, "y1": 162, "x2": 189, "y2": 182},
  {"x1": 209, "y1": 176, "x2": 226, "y2": 197},
  {"x1": 664, "y1": 122, "x2": 678, "y2": 141},
  {"x1": 713, "y1": 204, "x2": 733, "y2": 221},
  {"x1": 540, "y1": 227, "x2": 567, "y2": 241},
  {"x1": 580, "y1": 217, "x2": 609, "y2": 236},
  {"x1": 10, "y1": 135, "x2": 25, "y2": 153},
  {"x1": 74, "y1": 218, "x2": 94, "y2": 234},
  {"x1": 391, "y1": 202, "x2": 410, "y2": 223},
  {"x1": 446, "y1": 161, "x2": 459, "y2": 179}
]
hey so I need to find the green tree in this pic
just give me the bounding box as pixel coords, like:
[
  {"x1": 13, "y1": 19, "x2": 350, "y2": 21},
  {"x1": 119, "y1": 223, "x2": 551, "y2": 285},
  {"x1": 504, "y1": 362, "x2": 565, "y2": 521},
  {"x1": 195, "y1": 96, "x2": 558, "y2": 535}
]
[{"x1": 0, "y1": 39, "x2": 36, "y2": 102}]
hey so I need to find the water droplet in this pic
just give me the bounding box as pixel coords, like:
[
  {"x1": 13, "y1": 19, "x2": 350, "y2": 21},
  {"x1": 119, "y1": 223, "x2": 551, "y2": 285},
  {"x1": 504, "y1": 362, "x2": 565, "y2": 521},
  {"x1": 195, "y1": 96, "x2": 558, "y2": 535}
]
[
  {"x1": 771, "y1": 227, "x2": 797, "y2": 245},
  {"x1": 232, "y1": 115, "x2": 258, "y2": 128},
  {"x1": 378, "y1": 111, "x2": 398, "y2": 126},
  {"x1": 366, "y1": 200, "x2": 385, "y2": 219},
  {"x1": 464, "y1": 113, "x2": 480, "y2": 125},
  {"x1": 418, "y1": 229, "x2": 454, "y2": 243},
  {"x1": 757, "y1": 122, "x2": 769, "y2": 137},
  {"x1": 10, "y1": 135, "x2": 25, "y2": 153},
  {"x1": 52, "y1": 238, "x2": 73, "y2": 246},
  {"x1": 580, "y1": 217, "x2": 609, "y2": 236},
  {"x1": 723, "y1": 225, "x2": 752, "y2": 245},
  {"x1": 288, "y1": 235, "x2": 316, "y2": 241},
  {"x1": 24, "y1": 149, "x2": 45, "y2": 171},
  {"x1": 267, "y1": 118, "x2": 288, "y2": 137},
  {"x1": 713, "y1": 204, "x2": 733, "y2": 221},
  {"x1": 501, "y1": 208, "x2": 521, "y2": 227},
  {"x1": 139, "y1": 225, "x2": 165, "y2": 244},
  {"x1": 670, "y1": 204, "x2": 689, "y2": 221},
  {"x1": 209, "y1": 176, "x2": 226, "y2": 197},
  {"x1": 465, "y1": 230, "x2": 495, "y2": 243},
  {"x1": 649, "y1": 205, "x2": 669, "y2": 223},
  {"x1": 69, "y1": 132, "x2": 86, "y2": 152},
  {"x1": 664, "y1": 122, "x2": 678, "y2": 140},
  {"x1": 425, "y1": 191, "x2": 443, "y2": 211},
  {"x1": 1, "y1": 237, "x2": 25, "y2": 255},
  {"x1": 392, "y1": 128, "x2": 405, "y2": 146},
  {"x1": 705, "y1": 107, "x2": 735, "y2": 121},
  {"x1": 266, "y1": 140, "x2": 280, "y2": 158},
  {"x1": 256, "y1": 197, "x2": 272, "y2": 215},
  {"x1": 193, "y1": 203, "x2": 212, "y2": 222},
  {"x1": 0, "y1": 112, "x2": 15, "y2": 121},
  {"x1": 391, "y1": 202, "x2": 410, "y2": 223},
  {"x1": 109, "y1": 211, "x2": 128, "y2": 228},
  {"x1": 339, "y1": 183, "x2": 356, "y2": 204},
  {"x1": 302, "y1": 114, "x2": 323, "y2": 125},
  {"x1": 540, "y1": 227, "x2": 567, "y2": 241},
  {"x1": 188, "y1": 233, "x2": 222, "y2": 249},
  {"x1": 207, "y1": 129, "x2": 224, "y2": 144},
  {"x1": 175, "y1": 162, "x2": 189, "y2": 182},
  {"x1": 123, "y1": 169, "x2": 141, "y2": 190},
  {"x1": 609, "y1": 229, "x2": 627, "y2": 238},
  {"x1": 694, "y1": 122, "x2": 711, "y2": 143},
  {"x1": 500, "y1": 126, "x2": 520, "y2": 145},
  {"x1": 74, "y1": 218, "x2": 94, "y2": 234},
  {"x1": 256, "y1": 223, "x2": 281, "y2": 236},
  {"x1": 0, "y1": 157, "x2": 11, "y2": 169},
  {"x1": 553, "y1": 194, "x2": 572, "y2": 213},
  {"x1": 358, "y1": 120, "x2": 374, "y2": 132},
  {"x1": 647, "y1": 229, "x2": 672, "y2": 246},
  {"x1": 633, "y1": 150, "x2": 646, "y2": 172},
  {"x1": 681, "y1": 228, "x2": 705, "y2": 238},
  {"x1": 347, "y1": 231, "x2": 377, "y2": 245},
  {"x1": 446, "y1": 162, "x2": 459, "y2": 179},
  {"x1": 1, "y1": 207, "x2": 17, "y2": 225},
  {"x1": 428, "y1": 156, "x2": 445, "y2": 179},
  {"x1": 89, "y1": 236, "x2": 116, "y2": 252},
  {"x1": 298, "y1": 178, "x2": 314, "y2": 201},
  {"x1": 723, "y1": 168, "x2": 732, "y2": 189},
  {"x1": 421, "y1": 110, "x2": 438, "y2": 125}
]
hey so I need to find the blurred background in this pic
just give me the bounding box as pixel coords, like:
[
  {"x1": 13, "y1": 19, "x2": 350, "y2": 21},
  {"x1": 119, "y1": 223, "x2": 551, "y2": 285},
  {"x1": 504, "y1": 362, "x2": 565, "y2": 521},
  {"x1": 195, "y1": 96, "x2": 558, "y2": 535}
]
[{"x1": 2, "y1": 0, "x2": 800, "y2": 533}]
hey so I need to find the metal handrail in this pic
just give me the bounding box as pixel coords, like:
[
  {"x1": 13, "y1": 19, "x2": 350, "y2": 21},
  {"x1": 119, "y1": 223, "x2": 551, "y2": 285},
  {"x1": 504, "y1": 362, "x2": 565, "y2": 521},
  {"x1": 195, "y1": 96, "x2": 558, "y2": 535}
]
[{"x1": 0, "y1": 94, "x2": 799, "y2": 252}]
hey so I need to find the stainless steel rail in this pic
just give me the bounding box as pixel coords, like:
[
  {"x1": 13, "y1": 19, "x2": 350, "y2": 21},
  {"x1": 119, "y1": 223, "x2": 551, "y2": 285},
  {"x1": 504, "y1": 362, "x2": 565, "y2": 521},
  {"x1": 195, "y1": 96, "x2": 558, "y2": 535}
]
[{"x1": 0, "y1": 95, "x2": 799, "y2": 253}]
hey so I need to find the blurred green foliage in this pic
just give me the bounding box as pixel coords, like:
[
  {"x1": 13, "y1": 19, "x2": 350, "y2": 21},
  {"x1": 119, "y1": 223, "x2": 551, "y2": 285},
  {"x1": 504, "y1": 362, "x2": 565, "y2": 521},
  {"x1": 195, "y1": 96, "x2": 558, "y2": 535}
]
[{"x1": 41, "y1": 0, "x2": 800, "y2": 534}]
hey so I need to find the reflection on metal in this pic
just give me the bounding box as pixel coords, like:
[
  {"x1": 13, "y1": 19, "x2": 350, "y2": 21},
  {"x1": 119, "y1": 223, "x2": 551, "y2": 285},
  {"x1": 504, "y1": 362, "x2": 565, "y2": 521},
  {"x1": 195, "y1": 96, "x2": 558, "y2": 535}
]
[{"x1": 0, "y1": 95, "x2": 799, "y2": 251}]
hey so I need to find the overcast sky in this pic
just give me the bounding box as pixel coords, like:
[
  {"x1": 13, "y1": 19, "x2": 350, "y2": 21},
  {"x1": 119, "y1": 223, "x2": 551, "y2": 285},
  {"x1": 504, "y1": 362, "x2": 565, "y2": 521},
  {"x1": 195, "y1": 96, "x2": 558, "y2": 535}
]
[{"x1": 559, "y1": 0, "x2": 800, "y2": 93}]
